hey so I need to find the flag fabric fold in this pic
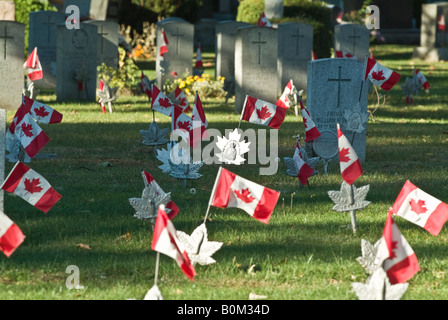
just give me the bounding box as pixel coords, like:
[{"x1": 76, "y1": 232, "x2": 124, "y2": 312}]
[
  {"x1": 1, "y1": 161, "x2": 62, "y2": 213},
  {"x1": 171, "y1": 86, "x2": 191, "y2": 113},
  {"x1": 276, "y1": 79, "x2": 294, "y2": 109},
  {"x1": 0, "y1": 211, "x2": 25, "y2": 257},
  {"x1": 390, "y1": 180, "x2": 448, "y2": 236},
  {"x1": 337, "y1": 123, "x2": 363, "y2": 185},
  {"x1": 97, "y1": 80, "x2": 107, "y2": 113},
  {"x1": 160, "y1": 28, "x2": 169, "y2": 57},
  {"x1": 24, "y1": 47, "x2": 43, "y2": 81},
  {"x1": 241, "y1": 95, "x2": 287, "y2": 129},
  {"x1": 335, "y1": 50, "x2": 357, "y2": 59},
  {"x1": 299, "y1": 97, "x2": 321, "y2": 142},
  {"x1": 190, "y1": 91, "x2": 208, "y2": 146},
  {"x1": 142, "y1": 171, "x2": 179, "y2": 220},
  {"x1": 365, "y1": 57, "x2": 401, "y2": 91},
  {"x1": 210, "y1": 167, "x2": 280, "y2": 224},
  {"x1": 293, "y1": 140, "x2": 316, "y2": 186},
  {"x1": 414, "y1": 69, "x2": 430, "y2": 91},
  {"x1": 151, "y1": 84, "x2": 175, "y2": 117},
  {"x1": 14, "y1": 113, "x2": 50, "y2": 159},
  {"x1": 257, "y1": 12, "x2": 271, "y2": 27},
  {"x1": 195, "y1": 43, "x2": 203, "y2": 68},
  {"x1": 140, "y1": 72, "x2": 153, "y2": 100},
  {"x1": 151, "y1": 205, "x2": 196, "y2": 281}
]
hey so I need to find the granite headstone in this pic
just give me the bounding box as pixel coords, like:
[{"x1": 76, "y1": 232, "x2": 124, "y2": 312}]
[
  {"x1": 334, "y1": 23, "x2": 370, "y2": 60},
  {"x1": 85, "y1": 20, "x2": 119, "y2": 69},
  {"x1": 64, "y1": 0, "x2": 109, "y2": 20}
]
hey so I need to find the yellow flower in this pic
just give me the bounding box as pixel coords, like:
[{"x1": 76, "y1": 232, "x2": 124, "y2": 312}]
[
  {"x1": 179, "y1": 81, "x2": 186, "y2": 89},
  {"x1": 194, "y1": 75, "x2": 200, "y2": 81},
  {"x1": 185, "y1": 88, "x2": 190, "y2": 94}
]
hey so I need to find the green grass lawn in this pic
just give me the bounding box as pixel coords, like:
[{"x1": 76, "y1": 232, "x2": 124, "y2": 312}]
[{"x1": 0, "y1": 44, "x2": 447, "y2": 300}]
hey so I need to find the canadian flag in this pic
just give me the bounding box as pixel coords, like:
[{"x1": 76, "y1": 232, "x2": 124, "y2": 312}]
[
  {"x1": 23, "y1": 47, "x2": 43, "y2": 82},
  {"x1": 335, "y1": 50, "x2": 357, "y2": 59},
  {"x1": 97, "y1": 80, "x2": 107, "y2": 113},
  {"x1": 438, "y1": 13, "x2": 446, "y2": 32},
  {"x1": 390, "y1": 180, "x2": 448, "y2": 236},
  {"x1": 312, "y1": 50, "x2": 318, "y2": 61},
  {"x1": 160, "y1": 28, "x2": 169, "y2": 57},
  {"x1": 195, "y1": 43, "x2": 203, "y2": 68},
  {"x1": 293, "y1": 139, "x2": 316, "y2": 186},
  {"x1": 190, "y1": 91, "x2": 208, "y2": 148},
  {"x1": 257, "y1": 12, "x2": 271, "y2": 27},
  {"x1": 151, "y1": 205, "x2": 196, "y2": 281},
  {"x1": 151, "y1": 84, "x2": 174, "y2": 117},
  {"x1": 276, "y1": 79, "x2": 294, "y2": 109},
  {"x1": 142, "y1": 171, "x2": 179, "y2": 220},
  {"x1": 414, "y1": 69, "x2": 430, "y2": 91},
  {"x1": 241, "y1": 95, "x2": 287, "y2": 129},
  {"x1": 1, "y1": 161, "x2": 62, "y2": 213},
  {"x1": 14, "y1": 113, "x2": 50, "y2": 159},
  {"x1": 23, "y1": 95, "x2": 63, "y2": 125},
  {"x1": 140, "y1": 72, "x2": 153, "y2": 100},
  {"x1": 337, "y1": 123, "x2": 363, "y2": 185},
  {"x1": 210, "y1": 167, "x2": 280, "y2": 224},
  {"x1": 299, "y1": 97, "x2": 321, "y2": 142},
  {"x1": 172, "y1": 104, "x2": 192, "y2": 133},
  {"x1": 0, "y1": 211, "x2": 25, "y2": 257},
  {"x1": 171, "y1": 86, "x2": 191, "y2": 113},
  {"x1": 374, "y1": 211, "x2": 420, "y2": 284},
  {"x1": 365, "y1": 57, "x2": 401, "y2": 91}
]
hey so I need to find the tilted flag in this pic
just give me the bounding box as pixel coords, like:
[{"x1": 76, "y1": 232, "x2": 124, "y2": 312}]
[
  {"x1": 23, "y1": 95, "x2": 63, "y2": 125},
  {"x1": 210, "y1": 167, "x2": 280, "y2": 224},
  {"x1": 414, "y1": 69, "x2": 430, "y2": 92},
  {"x1": 365, "y1": 57, "x2": 401, "y2": 91},
  {"x1": 276, "y1": 79, "x2": 294, "y2": 109},
  {"x1": 257, "y1": 12, "x2": 271, "y2": 27},
  {"x1": 142, "y1": 171, "x2": 179, "y2": 220},
  {"x1": 390, "y1": 180, "x2": 448, "y2": 236},
  {"x1": 190, "y1": 91, "x2": 208, "y2": 143},
  {"x1": 172, "y1": 104, "x2": 192, "y2": 133},
  {"x1": 170, "y1": 86, "x2": 191, "y2": 113},
  {"x1": 151, "y1": 205, "x2": 196, "y2": 281},
  {"x1": 0, "y1": 211, "x2": 25, "y2": 257},
  {"x1": 374, "y1": 211, "x2": 420, "y2": 284},
  {"x1": 1, "y1": 161, "x2": 62, "y2": 213},
  {"x1": 293, "y1": 139, "x2": 316, "y2": 186},
  {"x1": 241, "y1": 95, "x2": 287, "y2": 129},
  {"x1": 14, "y1": 113, "x2": 50, "y2": 159},
  {"x1": 299, "y1": 96, "x2": 321, "y2": 142},
  {"x1": 140, "y1": 72, "x2": 153, "y2": 100},
  {"x1": 337, "y1": 123, "x2": 363, "y2": 185},
  {"x1": 195, "y1": 43, "x2": 203, "y2": 68},
  {"x1": 97, "y1": 80, "x2": 107, "y2": 114},
  {"x1": 24, "y1": 47, "x2": 43, "y2": 82},
  {"x1": 160, "y1": 28, "x2": 169, "y2": 57},
  {"x1": 151, "y1": 84, "x2": 175, "y2": 117},
  {"x1": 335, "y1": 50, "x2": 357, "y2": 59}
]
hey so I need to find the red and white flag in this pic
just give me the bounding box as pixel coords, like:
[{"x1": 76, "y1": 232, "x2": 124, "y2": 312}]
[
  {"x1": 365, "y1": 57, "x2": 401, "y2": 91},
  {"x1": 0, "y1": 211, "x2": 25, "y2": 257},
  {"x1": 24, "y1": 47, "x2": 43, "y2": 82},
  {"x1": 1, "y1": 161, "x2": 62, "y2": 213},
  {"x1": 390, "y1": 180, "x2": 448, "y2": 236},
  {"x1": 24, "y1": 96, "x2": 63, "y2": 125},
  {"x1": 337, "y1": 123, "x2": 363, "y2": 185},
  {"x1": 241, "y1": 95, "x2": 287, "y2": 129},
  {"x1": 257, "y1": 12, "x2": 271, "y2": 27},
  {"x1": 151, "y1": 205, "x2": 195, "y2": 281},
  {"x1": 374, "y1": 211, "x2": 420, "y2": 284},
  {"x1": 142, "y1": 171, "x2": 179, "y2": 220},
  {"x1": 97, "y1": 80, "x2": 107, "y2": 113},
  {"x1": 172, "y1": 104, "x2": 192, "y2": 133},
  {"x1": 151, "y1": 84, "x2": 174, "y2": 117},
  {"x1": 160, "y1": 28, "x2": 169, "y2": 57},
  {"x1": 438, "y1": 13, "x2": 446, "y2": 32},
  {"x1": 414, "y1": 69, "x2": 430, "y2": 91},
  {"x1": 210, "y1": 167, "x2": 280, "y2": 224},
  {"x1": 299, "y1": 97, "x2": 321, "y2": 142},
  {"x1": 14, "y1": 113, "x2": 50, "y2": 159},
  {"x1": 276, "y1": 79, "x2": 294, "y2": 109},
  {"x1": 195, "y1": 43, "x2": 203, "y2": 68},
  {"x1": 312, "y1": 50, "x2": 318, "y2": 61},
  {"x1": 335, "y1": 50, "x2": 357, "y2": 59},
  {"x1": 190, "y1": 91, "x2": 208, "y2": 148},
  {"x1": 171, "y1": 86, "x2": 191, "y2": 113},
  {"x1": 140, "y1": 72, "x2": 153, "y2": 100},
  {"x1": 293, "y1": 139, "x2": 316, "y2": 186}
]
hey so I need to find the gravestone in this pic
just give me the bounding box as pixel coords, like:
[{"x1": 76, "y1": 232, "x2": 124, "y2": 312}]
[
  {"x1": 156, "y1": 18, "x2": 194, "y2": 88},
  {"x1": 265, "y1": 0, "x2": 284, "y2": 19},
  {"x1": 194, "y1": 18, "x2": 217, "y2": 49},
  {"x1": 277, "y1": 22, "x2": 313, "y2": 95},
  {"x1": 215, "y1": 20, "x2": 250, "y2": 81},
  {"x1": 0, "y1": 1, "x2": 15, "y2": 21},
  {"x1": 28, "y1": 10, "x2": 66, "y2": 89},
  {"x1": 234, "y1": 26, "x2": 278, "y2": 113},
  {"x1": 85, "y1": 20, "x2": 119, "y2": 69},
  {"x1": 334, "y1": 24, "x2": 370, "y2": 59},
  {"x1": 64, "y1": 0, "x2": 109, "y2": 20},
  {"x1": 306, "y1": 58, "x2": 369, "y2": 163},
  {"x1": 413, "y1": 2, "x2": 448, "y2": 62},
  {"x1": 0, "y1": 21, "x2": 24, "y2": 110},
  {"x1": 56, "y1": 22, "x2": 98, "y2": 102}
]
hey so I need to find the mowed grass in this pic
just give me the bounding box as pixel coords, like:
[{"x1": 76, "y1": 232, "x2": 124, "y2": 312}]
[{"x1": 0, "y1": 44, "x2": 448, "y2": 300}]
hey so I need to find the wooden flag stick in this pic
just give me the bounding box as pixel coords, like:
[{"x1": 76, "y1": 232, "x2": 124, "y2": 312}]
[
  {"x1": 154, "y1": 252, "x2": 160, "y2": 286},
  {"x1": 203, "y1": 166, "x2": 223, "y2": 224}
]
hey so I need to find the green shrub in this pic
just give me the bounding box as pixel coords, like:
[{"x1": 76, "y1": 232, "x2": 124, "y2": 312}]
[{"x1": 235, "y1": 0, "x2": 265, "y2": 24}]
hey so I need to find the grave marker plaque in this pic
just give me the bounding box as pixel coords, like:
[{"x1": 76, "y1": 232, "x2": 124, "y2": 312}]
[{"x1": 334, "y1": 24, "x2": 370, "y2": 59}]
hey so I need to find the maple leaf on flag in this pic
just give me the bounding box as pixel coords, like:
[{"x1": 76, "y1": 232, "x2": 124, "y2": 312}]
[
  {"x1": 372, "y1": 70, "x2": 386, "y2": 81},
  {"x1": 24, "y1": 178, "x2": 43, "y2": 194},
  {"x1": 409, "y1": 199, "x2": 427, "y2": 215},
  {"x1": 234, "y1": 188, "x2": 255, "y2": 204},
  {"x1": 21, "y1": 123, "x2": 34, "y2": 138},
  {"x1": 339, "y1": 147, "x2": 351, "y2": 162},
  {"x1": 177, "y1": 121, "x2": 191, "y2": 131},
  {"x1": 159, "y1": 98, "x2": 172, "y2": 109},
  {"x1": 33, "y1": 106, "x2": 50, "y2": 119},
  {"x1": 303, "y1": 117, "x2": 308, "y2": 128},
  {"x1": 256, "y1": 106, "x2": 272, "y2": 120},
  {"x1": 389, "y1": 240, "x2": 398, "y2": 260},
  {"x1": 178, "y1": 97, "x2": 187, "y2": 107}
]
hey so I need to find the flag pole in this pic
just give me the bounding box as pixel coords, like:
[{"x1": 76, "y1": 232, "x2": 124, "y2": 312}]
[
  {"x1": 238, "y1": 95, "x2": 249, "y2": 130},
  {"x1": 154, "y1": 252, "x2": 160, "y2": 286},
  {"x1": 203, "y1": 166, "x2": 223, "y2": 224}
]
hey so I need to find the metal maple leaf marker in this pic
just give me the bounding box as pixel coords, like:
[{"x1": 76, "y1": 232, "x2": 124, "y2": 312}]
[
  {"x1": 328, "y1": 181, "x2": 370, "y2": 234},
  {"x1": 401, "y1": 76, "x2": 420, "y2": 104},
  {"x1": 97, "y1": 80, "x2": 118, "y2": 113},
  {"x1": 351, "y1": 267, "x2": 408, "y2": 300},
  {"x1": 168, "y1": 159, "x2": 204, "y2": 187},
  {"x1": 140, "y1": 121, "x2": 169, "y2": 149},
  {"x1": 128, "y1": 185, "x2": 172, "y2": 226},
  {"x1": 357, "y1": 239, "x2": 382, "y2": 275}
]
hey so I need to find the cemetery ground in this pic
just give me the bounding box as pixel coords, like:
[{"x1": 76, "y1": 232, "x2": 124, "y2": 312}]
[{"x1": 1, "y1": 44, "x2": 448, "y2": 300}]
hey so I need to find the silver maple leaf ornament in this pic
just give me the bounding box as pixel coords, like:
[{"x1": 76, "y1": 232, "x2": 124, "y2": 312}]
[
  {"x1": 357, "y1": 239, "x2": 383, "y2": 275},
  {"x1": 168, "y1": 159, "x2": 204, "y2": 181},
  {"x1": 401, "y1": 76, "x2": 420, "y2": 99},
  {"x1": 129, "y1": 185, "x2": 172, "y2": 224},
  {"x1": 143, "y1": 285, "x2": 163, "y2": 300},
  {"x1": 352, "y1": 267, "x2": 408, "y2": 300},
  {"x1": 215, "y1": 128, "x2": 250, "y2": 165},
  {"x1": 97, "y1": 80, "x2": 118, "y2": 113},
  {"x1": 140, "y1": 121, "x2": 170, "y2": 146},
  {"x1": 343, "y1": 102, "x2": 369, "y2": 134},
  {"x1": 176, "y1": 223, "x2": 223, "y2": 266}
]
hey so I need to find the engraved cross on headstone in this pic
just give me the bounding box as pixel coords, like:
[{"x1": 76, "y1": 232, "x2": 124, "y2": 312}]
[
  {"x1": 327, "y1": 66, "x2": 351, "y2": 108},
  {"x1": 43, "y1": 14, "x2": 54, "y2": 43},
  {"x1": 292, "y1": 27, "x2": 305, "y2": 56},
  {"x1": 348, "y1": 29, "x2": 361, "y2": 56},
  {"x1": 0, "y1": 26, "x2": 13, "y2": 60},
  {"x1": 98, "y1": 25, "x2": 109, "y2": 54},
  {"x1": 252, "y1": 32, "x2": 267, "y2": 65},
  {"x1": 171, "y1": 27, "x2": 184, "y2": 55}
]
